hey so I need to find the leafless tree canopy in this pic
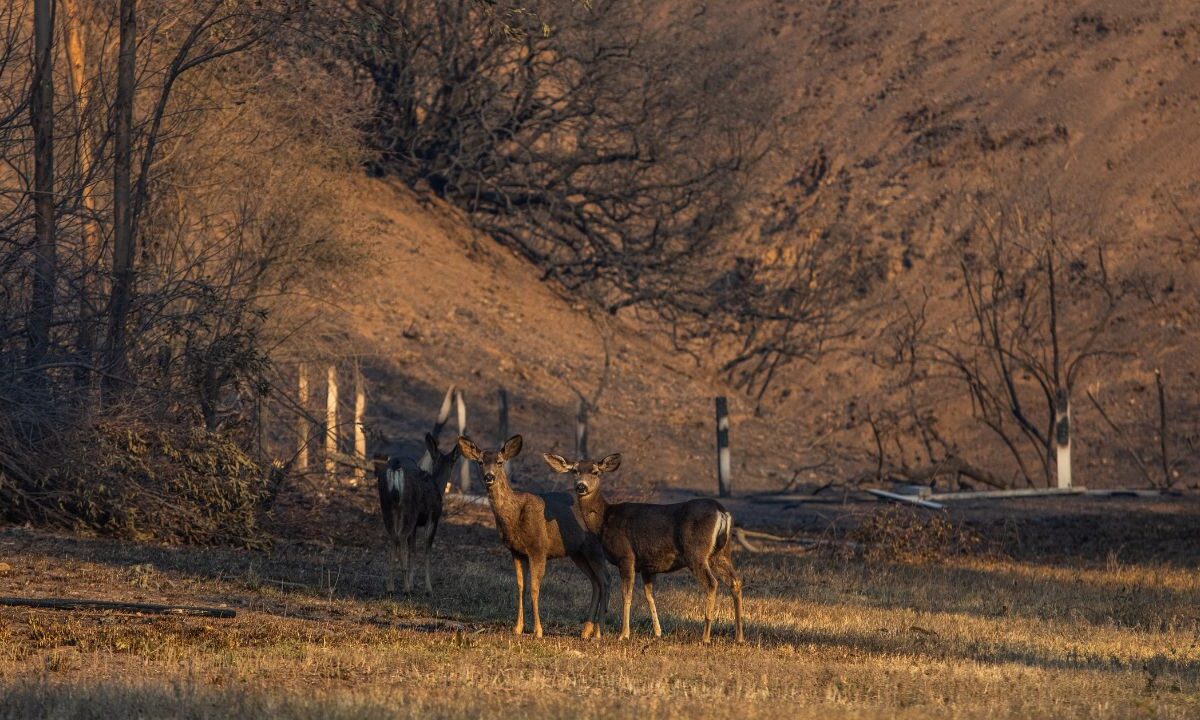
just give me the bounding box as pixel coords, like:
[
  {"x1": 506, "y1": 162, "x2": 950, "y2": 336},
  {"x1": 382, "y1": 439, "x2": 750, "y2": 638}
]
[
  {"x1": 0, "y1": 0, "x2": 360, "y2": 539},
  {"x1": 882, "y1": 189, "x2": 1123, "y2": 487}
]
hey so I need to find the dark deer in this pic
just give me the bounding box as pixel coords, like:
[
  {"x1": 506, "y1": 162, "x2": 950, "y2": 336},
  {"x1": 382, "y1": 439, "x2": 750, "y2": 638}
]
[
  {"x1": 543, "y1": 452, "x2": 745, "y2": 643},
  {"x1": 374, "y1": 385, "x2": 461, "y2": 596},
  {"x1": 458, "y1": 435, "x2": 610, "y2": 639}
]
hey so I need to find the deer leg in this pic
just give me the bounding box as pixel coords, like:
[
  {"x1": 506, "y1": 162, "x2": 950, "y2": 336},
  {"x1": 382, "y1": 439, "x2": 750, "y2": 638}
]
[
  {"x1": 385, "y1": 538, "x2": 397, "y2": 595},
  {"x1": 713, "y1": 551, "x2": 745, "y2": 643},
  {"x1": 423, "y1": 518, "x2": 439, "y2": 596},
  {"x1": 397, "y1": 537, "x2": 412, "y2": 597},
  {"x1": 619, "y1": 558, "x2": 636, "y2": 641},
  {"x1": 404, "y1": 529, "x2": 417, "y2": 595},
  {"x1": 571, "y1": 556, "x2": 600, "y2": 639},
  {"x1": 591, "y1": 546, "x2": 612, "y2": 621},
  {"x1": 512, "y1": 555, "x2": 526, "y2": 635},
  {"x1": 529, "y1": 554, "x2": 547, "y2": 638},
  {"x1": 691, "y1": 562, "x2": 719, "y2": 644},
  {"x1": 641, "y1": 571, "x2": 662, "y2": 638},
  {"x1": 592, "y1": 555, "x2": 611, "y2": 637}
]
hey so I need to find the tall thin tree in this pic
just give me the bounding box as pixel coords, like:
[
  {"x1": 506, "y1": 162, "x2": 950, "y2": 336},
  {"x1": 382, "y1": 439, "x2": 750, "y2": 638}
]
[
  {"x1": 104, "y1": 0, "x2": 136, "y2": 397},
  {"x1": 27, "y1": 0, "x2": 56, "y2": 383},
  {"x1": 63, "y1": 0, "x2": 100, "y2": 390}
]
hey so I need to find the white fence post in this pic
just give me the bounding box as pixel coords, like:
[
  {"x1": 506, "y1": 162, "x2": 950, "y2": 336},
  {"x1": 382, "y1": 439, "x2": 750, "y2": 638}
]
[
  {"x1": 716, "y1": 396, "x2": 732, "y2": 497},
  {"x1": 1055, "y1": 389, "x2": 1071, "y2": 489}
]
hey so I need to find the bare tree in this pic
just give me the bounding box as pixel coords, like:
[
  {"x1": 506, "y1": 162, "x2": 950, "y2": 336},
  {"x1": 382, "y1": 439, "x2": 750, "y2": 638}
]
[
  {"x1": 104, "y1": 0, "x2": 136, "y2": 396},
  {"x1": 26, "y1": 0, "x2": 55, "y2": 382},
  {"x1": 314, "y1": 1, "x2": 776, "y2": 316},
  {"x1": 900, "y1": 191, "x2": 1121, "y2": 488}
]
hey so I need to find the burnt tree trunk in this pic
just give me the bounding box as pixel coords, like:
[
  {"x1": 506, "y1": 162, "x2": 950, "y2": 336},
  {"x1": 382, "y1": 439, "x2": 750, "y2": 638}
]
[
  {"x1": 27, "y1": 0, "x2": 56, "y2": 383},
  {"x1": 104, "y1": 0, "x2": 136, "y2": 398}
]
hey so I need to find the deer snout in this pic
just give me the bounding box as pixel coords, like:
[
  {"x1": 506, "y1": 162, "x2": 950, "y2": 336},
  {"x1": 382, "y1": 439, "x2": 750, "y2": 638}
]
[
  {"x1": 575, "y1": 481, "x2": 589, "y2": 495},
  {"x1": 483, "y1": 471, "x2": 497, "y2": 485}
]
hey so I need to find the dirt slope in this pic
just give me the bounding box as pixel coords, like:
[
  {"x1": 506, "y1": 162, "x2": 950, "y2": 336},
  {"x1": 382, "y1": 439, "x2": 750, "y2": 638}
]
[
  {"x1": 293, "y1": 1, "x2": 1200, "y2": 495},
  {"x1": 295, "y1": 178, "x2": 772, "y2": 494},
  {"x1": 737, "y1": 0, "x2": 1200, "y2": 486}
]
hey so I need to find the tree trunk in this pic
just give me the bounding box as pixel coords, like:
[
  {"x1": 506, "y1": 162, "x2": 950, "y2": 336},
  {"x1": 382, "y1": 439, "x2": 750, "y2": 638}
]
[
  {"x1": 104, "y1": 0, "x2": 136, "y2": 399},
  {"x1": 325, "y1": 364, "x2": 338, "y2": 479},
  {"x1": 715, "y1": 396, "x2": 732, "y2": 497},
  {"x1": 1054, "y1": 389, "x2": 1071, "y2": 489},
  {"x1": 296, "y1": 362, "x2": 309, "y2": 470},
  {"x1": 27, "y1": 0, "x2": 56, "y2": 382},
  {"x1": 354, "y1": 363, "x2": 366, "y2": 482},
  {"x1": 63, "y1": 0, "x2": 100, "y2": 391},
  {"x1": 456, "y1": 389, "x2": 469, "y2": 492}
]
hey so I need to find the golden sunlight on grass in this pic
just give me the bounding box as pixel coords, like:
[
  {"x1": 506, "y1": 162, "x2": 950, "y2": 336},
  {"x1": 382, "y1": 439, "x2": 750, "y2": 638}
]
[{"x1": 2, "y1": 523, "x2": 1198, "y2": 719}]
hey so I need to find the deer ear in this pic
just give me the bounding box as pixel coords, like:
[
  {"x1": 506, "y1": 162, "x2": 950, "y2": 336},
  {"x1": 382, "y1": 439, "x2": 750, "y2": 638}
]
[
  {"x1": 597, "y1": 453, "x2": 621, "y2": 473},
  {"x1": 457, "y1": 436, "x2": 483, "y2": 462},
  {"x1": 425, "y1": 432, "x2": 439, "y2": 457},
  {"x1": 501, "y1": 434, "x2": 523, "y2": 460},
  {"x1": 542, "y1": 453, "x2": 572, "y2": 473}
]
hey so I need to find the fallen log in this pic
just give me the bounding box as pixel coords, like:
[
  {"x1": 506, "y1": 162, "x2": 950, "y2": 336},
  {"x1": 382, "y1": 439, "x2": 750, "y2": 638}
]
[
  {"x1": 929, "y1": 487, "x2": 1085, "y2": 501},
  {"x1": 0, "y1": 596, "x2": 236, "y2": 618},
  {"x1": 866, "y1": 488, "x2": 945, "y2": 510}
]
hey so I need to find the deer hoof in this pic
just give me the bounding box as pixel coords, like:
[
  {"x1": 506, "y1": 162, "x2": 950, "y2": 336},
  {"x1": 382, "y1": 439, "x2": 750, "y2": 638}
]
[
  {"x1": 581, "y1": 622, "x2": 596, "y2": 639},
  {"x1": 534, "y1": 627, "x2": 544, "y2": 639}
]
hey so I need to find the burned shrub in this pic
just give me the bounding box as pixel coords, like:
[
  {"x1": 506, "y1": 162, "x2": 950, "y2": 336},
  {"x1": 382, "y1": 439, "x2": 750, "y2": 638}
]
[
  {"x1": 4, "y1": 421, "x2": 270, "y2": 547},
  {"x1": 852, "y1": 506, "x2": 981, "y2": 564}
]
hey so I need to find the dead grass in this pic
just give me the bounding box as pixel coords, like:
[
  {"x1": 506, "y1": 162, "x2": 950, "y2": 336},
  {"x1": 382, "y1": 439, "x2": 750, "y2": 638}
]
[{"x1": 1, "y1": 520, "x2": 1199, "y2": 719}]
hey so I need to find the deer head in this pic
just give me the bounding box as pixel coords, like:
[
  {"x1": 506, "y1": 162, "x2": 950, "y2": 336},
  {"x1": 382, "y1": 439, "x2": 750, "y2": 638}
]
[
  {"x1": 424, "y1": 432, "x2": 461, "y2": 486},
  {"x1": 543, "y1": 452, "x2": 621, "y2": 498},
  {"x1": 458, "y1": 434, "x2": 523, "y2": 488}
]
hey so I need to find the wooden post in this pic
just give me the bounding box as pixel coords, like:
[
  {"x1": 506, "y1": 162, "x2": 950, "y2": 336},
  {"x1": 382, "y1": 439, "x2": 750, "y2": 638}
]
[
  {"x1": 1054, "y1": 388, "x2": 1071, "y2": 489},
  {"x1": 716, "y1": 396, "x2": 732, "y2": 497},
  {"x1": 575, "y1": 395, "x2": 589, "y2": 459},
  {"x1": 498, "y1": 387, "x2": 510, "y2": 475},
  {"x1": 456, "y1": 389, "x2": 470, "y2": 492},
  {"x1": 1155, "y1": 369, "x2": 1171, "y2": 488},
  {"x1": 354, "y1": 363, "x2": 367, "y2": 483},
  {"x1": 497, "y1": 388, "x2": 510, "y2": 443},
  {"x1": 296, "y1": 363, "x2": 309, "y2": 470},
  {"x1": 325, "y1": 365, "x2": 338, "y2": 479}
]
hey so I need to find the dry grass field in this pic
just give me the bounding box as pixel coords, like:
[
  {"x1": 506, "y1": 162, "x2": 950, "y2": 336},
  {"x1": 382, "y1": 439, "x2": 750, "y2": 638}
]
[{"x1": 3, "y1": 498, "x2": 1199, "y2": 719}]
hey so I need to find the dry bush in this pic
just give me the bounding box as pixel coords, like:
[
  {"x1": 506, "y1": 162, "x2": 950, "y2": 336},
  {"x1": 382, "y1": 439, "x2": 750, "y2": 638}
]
[
  {"x1": 851, "y1": 506, "x2": 982, "y2": 564},
  {"x1": 4, "y1": 419, "x2": 269, "y2": 547}
]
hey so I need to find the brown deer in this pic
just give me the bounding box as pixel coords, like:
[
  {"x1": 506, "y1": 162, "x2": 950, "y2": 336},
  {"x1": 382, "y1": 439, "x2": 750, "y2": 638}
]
[
  {"x1": 543, "y1": 452, "x2": 745, "y2": 643},
  {"x1": 457, "y1": 435, "x2": 610, "y2": 639},
  {"x1": 375, "y1": 432, "x2": 459, "y2": 596}
]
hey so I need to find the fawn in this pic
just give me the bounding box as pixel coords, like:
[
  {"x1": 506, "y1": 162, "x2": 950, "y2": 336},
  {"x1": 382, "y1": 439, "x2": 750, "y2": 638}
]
[
  {"x1": 543, "y1": 452, "x2": 745, "y2": 643},
  {"x1": 375, "y1": 432, "x2": 459, "y2": 596},
  {"x1": 458, "y1": 435, "x2": 610, "y2": 638}
]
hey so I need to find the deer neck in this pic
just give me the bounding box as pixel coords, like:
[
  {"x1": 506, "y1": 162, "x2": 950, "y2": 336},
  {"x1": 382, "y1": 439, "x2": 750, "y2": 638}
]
[
  {"x1": 577, "y1": 490, "x2": 609, "y2": 535},
  {"x1": 485, "y1": 474, "x2": 519, "y2": 529}
]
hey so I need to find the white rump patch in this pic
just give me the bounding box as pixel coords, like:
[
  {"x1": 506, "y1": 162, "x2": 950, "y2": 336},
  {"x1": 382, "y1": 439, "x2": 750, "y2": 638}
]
[
  {"x1": 711, "y1": 512, "x2": 731, "y2": 555},
  {"x1": 387, "y1": 467, "x2": 406, "y2": 497}
]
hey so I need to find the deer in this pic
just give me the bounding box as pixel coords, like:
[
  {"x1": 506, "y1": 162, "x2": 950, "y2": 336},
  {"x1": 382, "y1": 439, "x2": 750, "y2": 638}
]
[
  {"x1": 542, "y1": 452, "x2": 745, "y2": 643},
  {"x1": 457, "y1": 435, "x2": 610, "y2": 639},
  {"x1": 374, "y1": 386, "x2": 461, "y2": 597}
]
